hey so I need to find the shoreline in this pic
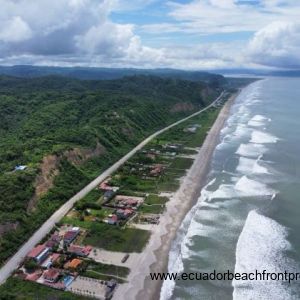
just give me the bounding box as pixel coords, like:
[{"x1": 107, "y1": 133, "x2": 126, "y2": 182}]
[{"x1": 113, "y1": 91, "x2": 240, "y2": 300}]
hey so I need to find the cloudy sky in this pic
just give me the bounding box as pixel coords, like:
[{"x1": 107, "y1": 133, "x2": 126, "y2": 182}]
[{"x1": 0, "y1": 0, "x2": 299, "y2": 70}]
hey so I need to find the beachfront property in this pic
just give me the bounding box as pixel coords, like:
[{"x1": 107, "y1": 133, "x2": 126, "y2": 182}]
[
  {"x1": 114, "y1": 195, "x2": 144, "y2": 208},
  {"x1": 103, "y1": 190, "x2": 116, "y2": 202},
  {"x1": 41, "y1": 253, "x2": 61, "y2": 269},
  {"x1": 64, "y1": 258, "x2": 83, "y2": 270},
  {"x1": 44, "y1": 232, "x2": 61, "y2": 249},
  {"x1": 17, "y1": 224, "x2": 119, "y2": 299},
  {"x1": 43, "y1": 268, "x2": 61, "y2": 283},
  {"x1": 68, "y1": 245, "x2": 92, "y2": 257},
  {"x1": 99, "y1": 177, "x2": 119, "y2": 192},
  {"x1": 149, "y1": 164, "x2": 164, "y2": 177},
  {"x1": 183, "y1": 124, "x2": 201, "y2": 133},
  {"x1": 139, "y1": 213, "x2": 160, "y2": 225},
  {"x1": 27, "y1": 244, "x2": 51, "y2": 264},
  {"x1": 106, "y1": 214, "x2": 118, "y2": 225},
  {"x1": 63, "y1": 227, "x2": 80, "y2": 247}
]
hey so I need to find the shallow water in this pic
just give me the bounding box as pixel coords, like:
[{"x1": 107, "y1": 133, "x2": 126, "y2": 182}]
[{"x1": 160, "y1": 78, "x2": 300, "y2": 300}]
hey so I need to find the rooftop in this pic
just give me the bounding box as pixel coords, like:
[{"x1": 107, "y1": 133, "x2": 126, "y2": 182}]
[
  {"x1": 27, "y1": 244, "x2": 47, "y2": 258},
  {"x1": 65, "y1": 258, "x2": 82, "y2": 269}
]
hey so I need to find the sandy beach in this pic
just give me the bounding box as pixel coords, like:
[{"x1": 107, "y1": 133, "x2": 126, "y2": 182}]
[{"x1": 113, "y1": 92, "x2": 240, "y2": 300}]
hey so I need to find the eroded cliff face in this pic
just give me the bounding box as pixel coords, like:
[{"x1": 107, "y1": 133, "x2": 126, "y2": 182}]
[
  {"x1": 169, "y1": 86, "x2": 216, "y2": 113},
  {"x1": 26, "y1": 143, "x2": 105, "y2": 212},
  {"x1": 64, "y1": 142, "x2": 105, "y2": 166}
]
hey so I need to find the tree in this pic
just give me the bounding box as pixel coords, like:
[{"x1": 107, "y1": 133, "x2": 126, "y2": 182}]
[{"x1": 24, "y1": 258, "x2": 39, "y2": 271}]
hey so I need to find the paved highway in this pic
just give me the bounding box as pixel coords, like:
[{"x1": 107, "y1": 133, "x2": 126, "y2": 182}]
[{"x1": 0, "y1": 92, "x2": 224, "y2": 284}]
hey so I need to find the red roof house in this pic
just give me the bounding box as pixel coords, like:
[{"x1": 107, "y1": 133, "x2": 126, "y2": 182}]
[
  {"x1": 26, "y1": 271, "x2": 42, "y2": 282},
  {"x1": 27, "y1": 244, "x2": 50, "y2": 264},
  {"x1": 63, "y1": 228, "x2": 80, "y2": 246},
  {"x1": 27, "y1": 245, "x2": 46, "y2": 258},
  {"x1": 43, "y1": 269, "x2": 61, "y2": 283},
  {"x1": 68, "y1": 245, "x2": 92, "y2": 257}
]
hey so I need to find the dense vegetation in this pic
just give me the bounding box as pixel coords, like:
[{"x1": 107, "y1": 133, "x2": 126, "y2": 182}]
[
  {"x1": 0, "y1": 74, "x2": 224, "y2": 265},
  {"x1": 0, "y1": 65, "x2": 226, "y2": 83},
  {"x1": 0, "y1": 277, "x2": 89, "y2": 300}
]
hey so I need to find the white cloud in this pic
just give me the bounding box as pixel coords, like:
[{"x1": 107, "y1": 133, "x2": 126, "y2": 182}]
[
  {"x1": 162, "y1": 0, "x2": 300, "y2": 34},
  {"x1": 75, "y1": 23, "x2": 135, "y2": 56},
  {"x1": 0, "y1": 0, "x2": 299, "y2": 70},
  {"x1": 0, "y1": 16, "x2": 32, "y2": 42},
  {"x1": 247, "y1": 21, "x2": 300, "y2": 68}
]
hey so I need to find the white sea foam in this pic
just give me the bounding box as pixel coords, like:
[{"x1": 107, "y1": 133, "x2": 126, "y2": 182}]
[
  {"x1": 252, "y1": 160, "x2": 269, "y2": 174},
  {"x1": 233, "y1": 210, "x2": 298, "y2": 300},
  {"x1": 236, "y1": 143, "x2": 267, "y2": 158},
  {"x1": 223, "y1": 125, "x2": 251, "y2": 143},
  {"x1": 234, "y1": 176, "x2": 274, "y2": 196},
  {"x1": 248, "y1": 114, "x2": 269, "y2": 127},
  {"x1": 160, "y1": 179, "x2": 216, "y2": 300},
  {"x1": 237, "y1": 156, "x2": 270, "y2": 175},
  {"x1": 250, "y1": 130, "x2": 279, "y2": 144},
  {"x1": 209, "y1": 184, "x2": 235, "y2": 200},
  {"x1": 208, "y1": 175, "x2": 275, "y2": 200}
]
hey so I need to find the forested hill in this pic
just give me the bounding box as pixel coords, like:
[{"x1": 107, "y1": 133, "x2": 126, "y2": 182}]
[
  {"x1": 0, "y1": 65, "x2": 226, "y2": 83},
  {"x1": 0, "y1": 74, "x2": 223, "y2": 264}
]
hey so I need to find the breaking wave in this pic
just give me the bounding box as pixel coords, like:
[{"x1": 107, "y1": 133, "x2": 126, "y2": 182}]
[
  {"x1": 248, "y1": 115, "x2": 270, "y2": 127},
  {"x1": 236, "y1": 156, "x2": 269, "y2": 175},
  {"x1": 236, "y1": 143, "x2": 267, "y2": 158},
  {"x1": 250, "y1": 130, "x2": 279, "y2": 144},
  {"x1": 233, "y1": 210, "x2": 299, "y2": 300}
]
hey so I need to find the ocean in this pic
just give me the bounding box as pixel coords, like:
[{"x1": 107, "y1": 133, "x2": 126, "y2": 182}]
[{"x1": 160, "y1": 78, "x2": 300, "y2": 300}]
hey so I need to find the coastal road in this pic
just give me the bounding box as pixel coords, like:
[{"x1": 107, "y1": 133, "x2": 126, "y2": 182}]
[{"x1": 0, "y1": 91, "x2": 224, "y2": 285}]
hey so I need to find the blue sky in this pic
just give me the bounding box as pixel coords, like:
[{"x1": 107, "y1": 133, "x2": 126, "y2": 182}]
[{"x1": 0, "y1": 0, "x2": 299, "y2": 70}]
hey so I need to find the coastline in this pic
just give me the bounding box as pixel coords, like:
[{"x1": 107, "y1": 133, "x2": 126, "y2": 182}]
[{"x1": 113, "y1": 91, "x2": 240, "y2": 300}]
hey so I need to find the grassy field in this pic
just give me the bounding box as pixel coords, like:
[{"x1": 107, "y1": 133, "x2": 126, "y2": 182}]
[
  {"x1": 139, "y1": 204, "x2": 165, "y2": 214},
  {"x1": 0, "y1": 277, "x2": 89, "y2": 300},
  {"x1": 169, "y1": 157, "x2": 194, "y2": 170},
  {"x1": 185, "y1": 109, "x2": 221, "y2": 147},
  {"x1": 145, "y1": 194, "x2": 169, "y2": 205},
  {"x1": 81, "y1": 260, "x2": 129, "y2": 283},
  {"x1": 82, "y1": 270, "x2": 126, "y2": 283},
  {"x1": 86, "y1": 260, "x2": 129, "y2": 277},
  {"x1": 139, "y1": 194, "x2": 169, "y2": 214},
  {"x1": 61, "y1": 218, "x2": 150, "y2": 252}
]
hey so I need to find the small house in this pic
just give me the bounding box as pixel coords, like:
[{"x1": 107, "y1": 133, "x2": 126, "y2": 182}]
[
  {"x1": 63, "y1": 227, "x2": 80, "y2": 246},
  {"x1": 64, "y1": 258, "x2": 82, "y2": 270},
  {"x1": 67, "y1": 245, "x2": 92, "y2": 257},
  {"x1": 45, "y1": 233, "x2": 61, "y2": 249},
  {"x1": 116, "y1": 209, "x2": 133, "y2": 220},
  {"x1": 43, "y1": 269, "x2": 61, "y2": 283},
  {"x1": 107, "y1": 214, "x2": 118, "y2": 225},
  {"x1": 27, "y1": 244, "x2": 50, "y2": 264},
  {"x1": 103, "y1": 190, "x2": 115, "y2": 202}
]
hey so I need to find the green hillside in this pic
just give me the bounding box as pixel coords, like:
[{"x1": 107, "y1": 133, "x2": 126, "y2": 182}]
[{"x1": 0, "y1": 74, "x2": 223, "y2": 264}]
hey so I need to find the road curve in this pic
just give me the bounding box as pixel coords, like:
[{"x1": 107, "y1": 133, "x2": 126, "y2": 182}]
[{"x1": 0, "y1": 92, "x2": 224, "y2": 285}]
